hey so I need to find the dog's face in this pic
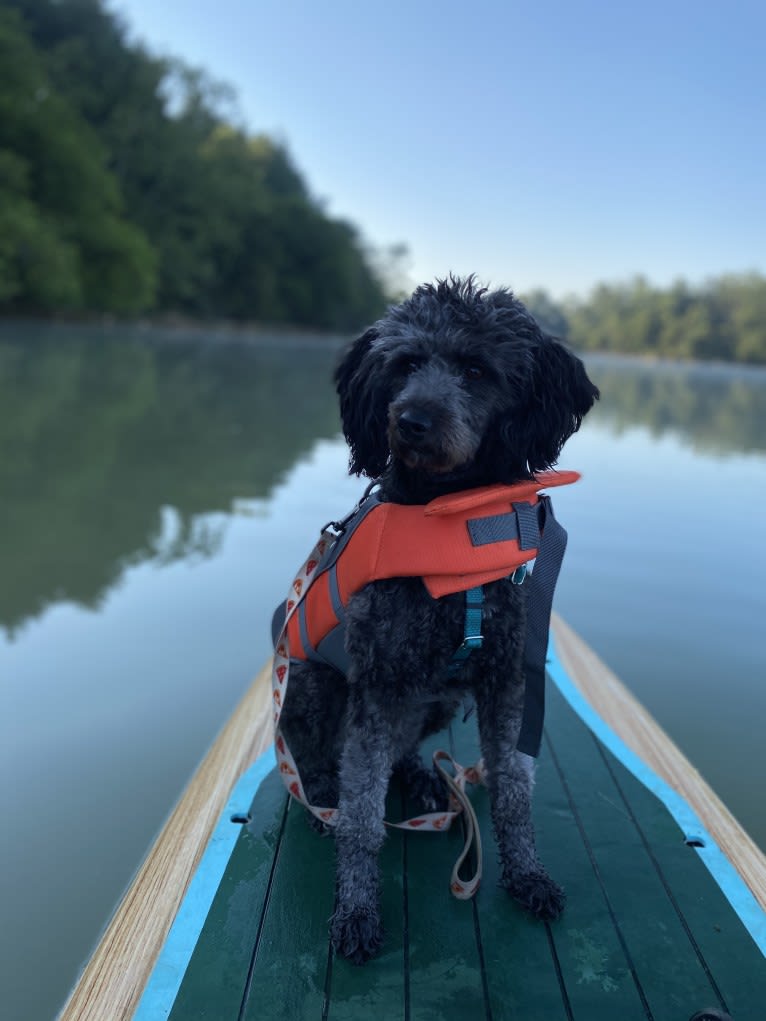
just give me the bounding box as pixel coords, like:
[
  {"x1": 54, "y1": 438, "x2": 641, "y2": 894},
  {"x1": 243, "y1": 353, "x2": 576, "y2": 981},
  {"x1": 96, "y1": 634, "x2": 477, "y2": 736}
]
[{"x1": 336, "y1": 277, "x2": 599, "y2": 487}]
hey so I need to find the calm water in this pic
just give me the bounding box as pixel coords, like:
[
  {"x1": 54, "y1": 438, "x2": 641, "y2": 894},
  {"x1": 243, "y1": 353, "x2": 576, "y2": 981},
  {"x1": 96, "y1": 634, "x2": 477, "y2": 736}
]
[{"x1": 1, "y1": 324, "x2": 765, "y2": 1020}]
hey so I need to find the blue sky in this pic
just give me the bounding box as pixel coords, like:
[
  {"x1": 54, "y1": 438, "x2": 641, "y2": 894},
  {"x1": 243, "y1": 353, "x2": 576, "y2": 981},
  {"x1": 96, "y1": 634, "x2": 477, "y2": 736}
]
[{"x1": 112, "y1": 0, "x2": 765, "y2": 298}]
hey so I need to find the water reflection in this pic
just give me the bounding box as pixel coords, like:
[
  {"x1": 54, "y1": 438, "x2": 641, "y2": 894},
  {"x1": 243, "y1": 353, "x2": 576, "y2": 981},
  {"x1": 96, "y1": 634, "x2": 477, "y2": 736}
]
[
  {"x1": 2, "y1": 329, "x2": 766, "y2": 638},
  {"x1": 585, "y1": 354, "x2": 766, "y2": 456},
  {"x1": 0, "y1": 324, "x2": 343, "y2": 635}
]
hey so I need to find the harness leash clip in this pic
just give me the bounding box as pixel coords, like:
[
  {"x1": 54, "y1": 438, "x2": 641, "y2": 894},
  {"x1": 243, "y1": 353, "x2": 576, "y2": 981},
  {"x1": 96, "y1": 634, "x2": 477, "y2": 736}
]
[
  {"x1": 511, "y1": 564, "x2": 527, "y2": 585},
  {"x1": 320, "y1": 479, "x2": 381, "y2": 536}
]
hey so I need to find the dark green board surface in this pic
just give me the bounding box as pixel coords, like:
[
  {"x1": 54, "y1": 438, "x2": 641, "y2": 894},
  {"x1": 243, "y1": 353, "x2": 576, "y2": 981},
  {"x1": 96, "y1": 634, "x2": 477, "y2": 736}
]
[{"x1": 168, "y1": 683, "x2": 766, "y2": 1021}]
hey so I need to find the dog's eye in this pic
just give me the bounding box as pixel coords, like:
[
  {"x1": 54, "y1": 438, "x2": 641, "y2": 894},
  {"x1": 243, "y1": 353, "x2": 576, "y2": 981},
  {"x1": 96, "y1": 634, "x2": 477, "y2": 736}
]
[{"x1": 464, "y1": 364, "x2": 485, "y2": 381}]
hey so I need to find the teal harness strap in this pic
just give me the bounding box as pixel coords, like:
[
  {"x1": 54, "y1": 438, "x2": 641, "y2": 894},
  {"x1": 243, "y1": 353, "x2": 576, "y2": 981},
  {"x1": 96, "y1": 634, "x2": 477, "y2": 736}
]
[
  {"x1": 448, "y1": 586, "x2": 485, "y2": 673},
  {"x1": 447, "y1": 559, "x2": 530, "y2": 676}
]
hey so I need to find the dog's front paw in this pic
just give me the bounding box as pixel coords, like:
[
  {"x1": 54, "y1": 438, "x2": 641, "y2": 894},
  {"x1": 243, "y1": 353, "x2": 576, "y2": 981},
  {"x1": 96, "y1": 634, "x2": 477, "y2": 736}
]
[
  {"x1": 330, "y1": 905, "x2": 384, "y2": 964},
  {"x1": 504, "y1": 871, "x2": 566, "y2": 920}
]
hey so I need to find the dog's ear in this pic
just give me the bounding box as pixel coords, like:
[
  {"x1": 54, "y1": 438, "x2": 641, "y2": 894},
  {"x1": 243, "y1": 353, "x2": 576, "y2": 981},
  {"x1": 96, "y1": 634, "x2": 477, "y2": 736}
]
[
  {"x1": 511, "y1": 337, "x2": 599, "y2": 473},
  {"x1": 334, "y1": 328, "x2": 391, "y2": 477}
]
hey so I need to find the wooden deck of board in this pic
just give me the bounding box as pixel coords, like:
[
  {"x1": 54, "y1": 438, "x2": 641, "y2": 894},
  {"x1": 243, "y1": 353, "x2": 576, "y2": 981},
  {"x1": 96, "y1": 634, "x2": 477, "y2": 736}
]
[
  {"x1": 551, "y1": 613, "x2": 766, "y2": 911},
  {"x1": 158, "y1": 679, "x2": 766, "y2": 1020},
  {"x1": 57, "y1": 623, "x2": 766, "y2": 1020}
]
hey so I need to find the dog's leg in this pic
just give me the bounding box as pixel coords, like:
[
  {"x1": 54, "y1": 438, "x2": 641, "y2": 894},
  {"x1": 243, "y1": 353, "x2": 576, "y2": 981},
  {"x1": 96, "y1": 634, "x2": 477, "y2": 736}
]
[
  {"x1": 279, "y1": 661, "x2": 346, "y2": 831},
  {"x1": 330, "y1": 702, "x2": 394, "y2": 964},
  {"x1": 477, "y1": 686, "x2": 566, "y2": 920}
]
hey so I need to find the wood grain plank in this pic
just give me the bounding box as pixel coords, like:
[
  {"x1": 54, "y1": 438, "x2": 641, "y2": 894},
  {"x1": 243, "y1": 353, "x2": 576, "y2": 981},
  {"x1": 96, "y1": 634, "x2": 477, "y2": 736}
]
[
  {"x1": 238, "y1": 799, "x2": 335, "y2": 1021},
  {"x1": 533, "y1": 742, "x2": 650, "y2": 1020},
  {"x1": 545, "y1": 682, "x2": 725, "y2": 1021},
  {"x1": 448, "y1": 714, "x2": 570, "y2": 1021},
  {"x1": 403, "y1": 731, "x2": 486, "y2": 1021},
  {"x1": 57, "y1": 664, "x2": 275, "y2": 1021},
  {"x1": 551, "y1": 613, "x2": 766, "y2": 912},
  {"x1": 596, "y1": 740, "x2": 766, "y2": 1020},
  {"x1": 168, "y1": 772, "x2": 288, "y2": 1020},
  {"x1": 328, "y1": 795, "x2": 407, "y2": 1021}
]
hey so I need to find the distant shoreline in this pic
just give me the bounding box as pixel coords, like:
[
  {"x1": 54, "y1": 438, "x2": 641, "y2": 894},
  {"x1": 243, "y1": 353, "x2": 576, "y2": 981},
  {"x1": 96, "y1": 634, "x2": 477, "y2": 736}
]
[
  {"x1": 581, "y1": 349, "x2": 766, "y2": 376},
  {"x1": 0, "y1": 315, "x2": 352, "y2": 348},
  {"x1": 3, "y1": 318, "x2": 766, "y2": 372}
]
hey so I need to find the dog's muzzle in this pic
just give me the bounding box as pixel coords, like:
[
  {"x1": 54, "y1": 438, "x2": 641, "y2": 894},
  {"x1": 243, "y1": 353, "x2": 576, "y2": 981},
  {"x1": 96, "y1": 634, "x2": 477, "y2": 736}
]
[
  {"x1": 389, "y1": 401, "x2": 473, "y2": 473},
  {"x1": 396, "y1": 406, "x2": 433, "y2": 444}
]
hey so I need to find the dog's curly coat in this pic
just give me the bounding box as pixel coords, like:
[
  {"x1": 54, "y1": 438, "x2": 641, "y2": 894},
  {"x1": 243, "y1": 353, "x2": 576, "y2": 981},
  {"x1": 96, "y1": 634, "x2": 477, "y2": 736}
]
[{"x1": 280, "y1": 276, "x2": 599, "y2": 964}]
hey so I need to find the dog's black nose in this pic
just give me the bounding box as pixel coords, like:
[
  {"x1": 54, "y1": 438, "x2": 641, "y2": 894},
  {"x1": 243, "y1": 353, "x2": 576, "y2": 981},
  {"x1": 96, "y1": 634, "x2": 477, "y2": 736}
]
[{"x1": 398, "y1": 407, "x2": 432, "y2": 439}]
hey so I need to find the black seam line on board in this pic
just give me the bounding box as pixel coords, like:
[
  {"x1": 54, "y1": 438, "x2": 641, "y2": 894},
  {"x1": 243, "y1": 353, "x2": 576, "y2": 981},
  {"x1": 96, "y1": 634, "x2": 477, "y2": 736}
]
[
  {"x1": 471, "y1": 896, "x2": 494, "y2": 1021},
  {"x1": 544, "y1": 921, "x2": 575, "y2": 1021},
  {"x1": 237, "y1": 794, "x2": 292, "y2": 1021},
  {"x1": 449, "y1": 721, "x2": 493, "y2": 1021},
  {"x1": 402, "y1": 786, "x2": 411, "y2": 1021},
  {"x1": 320, "y1": 936, "x2": 334, "y2": 1021},
  {"x1": 594, "y1": 737, "x2": 730, "y2": 1014},
  {"x1": 463, "y1": 807, "x2": 493, "y2": 1021},
  {"x1": 544, "y1": 729, "x2": 655, "y2": 1021}
]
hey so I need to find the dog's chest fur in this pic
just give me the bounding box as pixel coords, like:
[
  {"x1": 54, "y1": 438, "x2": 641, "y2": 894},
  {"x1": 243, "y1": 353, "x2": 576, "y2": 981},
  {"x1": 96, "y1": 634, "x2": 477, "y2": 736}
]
[{"x1": 343, "y1": 575, "x2": 528, "y2": 714}]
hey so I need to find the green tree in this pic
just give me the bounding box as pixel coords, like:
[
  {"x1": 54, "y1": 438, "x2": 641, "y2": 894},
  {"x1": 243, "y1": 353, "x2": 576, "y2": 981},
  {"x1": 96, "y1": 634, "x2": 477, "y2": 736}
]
[
  {"x1": 563, "y1": 274, "x2": 766, "y2": 364},
  {"x1": 0, "y1": 149, "x2": 82, "y2": 307},
  {"x1": 1, "y1": 0, "x2": 388, "y2": 326},
  {"x1": 0, "y1": 6, "x2": 156, "y2": 314},
  {"x1": 3, "y1": 0, "x2": 389, "y2": 326}
]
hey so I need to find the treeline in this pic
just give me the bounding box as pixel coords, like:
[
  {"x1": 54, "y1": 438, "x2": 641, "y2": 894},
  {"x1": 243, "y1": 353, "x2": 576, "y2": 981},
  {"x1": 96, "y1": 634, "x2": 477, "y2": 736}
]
[
  {"x1": 522, "y1": 274, "x2": 766, "y2": 365},
  {"x1": 0, "y1": 0, "x2": 388, "y2": 328}
]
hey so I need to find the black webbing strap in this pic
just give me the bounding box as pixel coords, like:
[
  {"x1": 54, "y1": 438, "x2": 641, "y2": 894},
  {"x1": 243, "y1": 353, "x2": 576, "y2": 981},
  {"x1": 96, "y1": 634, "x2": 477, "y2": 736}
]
[
  {"x1": 467, "y1": 501, "x2": 542, "y2": 550},
  {"x1": 516, "y1": 495, "x2": 568, "y2": 757}
]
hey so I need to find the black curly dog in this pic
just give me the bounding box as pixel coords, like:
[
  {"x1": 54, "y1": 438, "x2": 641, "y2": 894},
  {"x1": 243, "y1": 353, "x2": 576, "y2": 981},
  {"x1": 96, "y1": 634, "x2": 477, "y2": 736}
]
[{"x1": 279, "y1": 276, "x2": 599, "y2": 964}]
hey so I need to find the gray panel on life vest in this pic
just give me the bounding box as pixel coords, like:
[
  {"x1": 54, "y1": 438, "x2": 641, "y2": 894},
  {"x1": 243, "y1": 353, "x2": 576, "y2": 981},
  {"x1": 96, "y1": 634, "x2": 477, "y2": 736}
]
[
  {"x1": 297, "y1": 600, "x2": 317, "y2": 659},
  {"x1": 467, "y1": 501, "x2": 543, "y2": 550},
  {"x1": 327, "y1": 565, "x2": 345, "y2": 622},
  {"x1": 515, "y1": 502, "x2": 543, "y2": 550},
  {"x1": 315, "y1": 623, "x2": 350, "y2": 676},
  {"x1": 271, "y1": 603, "x2": 286, "y2": 646},
  {"x1": 467, "y1": 510, "x2": 522, "y2": 546}
]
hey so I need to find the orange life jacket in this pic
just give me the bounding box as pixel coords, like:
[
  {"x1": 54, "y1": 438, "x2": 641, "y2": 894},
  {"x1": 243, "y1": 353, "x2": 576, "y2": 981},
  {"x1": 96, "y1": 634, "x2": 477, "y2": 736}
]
[{"x1": 282, "y1": 470, "x2": 579, "y2": 672}]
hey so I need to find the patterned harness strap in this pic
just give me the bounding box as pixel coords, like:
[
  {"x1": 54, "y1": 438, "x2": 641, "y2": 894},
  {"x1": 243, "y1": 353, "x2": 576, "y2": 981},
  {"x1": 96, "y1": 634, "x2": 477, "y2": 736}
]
[{"x1": 271, "y1": 530, "x2": 485, "y2": 899}]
